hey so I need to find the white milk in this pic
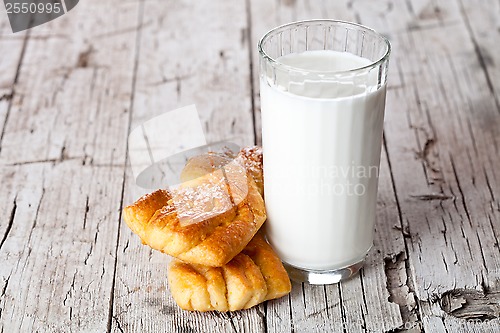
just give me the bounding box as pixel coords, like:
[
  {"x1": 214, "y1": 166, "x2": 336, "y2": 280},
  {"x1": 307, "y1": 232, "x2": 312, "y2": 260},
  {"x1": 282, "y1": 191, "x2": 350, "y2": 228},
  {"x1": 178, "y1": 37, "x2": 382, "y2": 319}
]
[{"x1": 261, "y1": 50, "x2": 386, "y2": 270}]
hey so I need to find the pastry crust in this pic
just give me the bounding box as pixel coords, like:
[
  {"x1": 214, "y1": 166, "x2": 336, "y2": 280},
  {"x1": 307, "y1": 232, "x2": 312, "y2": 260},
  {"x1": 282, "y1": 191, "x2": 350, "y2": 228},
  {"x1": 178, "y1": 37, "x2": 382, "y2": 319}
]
[
  {"x1": 123, "y1": 148, "x2": 266, "y2": 266},
  {"x1": 122, "y1": 189, "x2": 171, "y2": 241},
  {"x1": 241, "y1": 231, "x2": 291, "y2": 301},
  {"x1": 168, "y1": 233, "x2": 291, "y2": 311}
]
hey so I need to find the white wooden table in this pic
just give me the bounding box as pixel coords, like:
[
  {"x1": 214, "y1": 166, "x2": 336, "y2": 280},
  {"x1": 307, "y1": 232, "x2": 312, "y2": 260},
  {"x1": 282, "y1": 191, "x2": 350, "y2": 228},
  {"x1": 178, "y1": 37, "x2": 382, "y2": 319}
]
[{"x1": 0, "y1": 1, "x2": 499, "y2": 332}]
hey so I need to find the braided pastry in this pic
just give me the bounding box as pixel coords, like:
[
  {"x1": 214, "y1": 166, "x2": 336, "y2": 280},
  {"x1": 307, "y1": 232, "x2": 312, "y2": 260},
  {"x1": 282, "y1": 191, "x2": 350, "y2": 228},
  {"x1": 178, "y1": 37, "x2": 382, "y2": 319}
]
[{"x1": 168, "y1": 233, "x2": 291, "y2": 311}]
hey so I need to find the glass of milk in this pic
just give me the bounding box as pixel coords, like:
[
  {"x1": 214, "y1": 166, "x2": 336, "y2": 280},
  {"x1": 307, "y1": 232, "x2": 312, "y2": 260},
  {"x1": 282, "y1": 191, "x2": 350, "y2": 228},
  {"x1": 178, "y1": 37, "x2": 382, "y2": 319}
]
[{"x1": 259, "y1": 20, "x2": 390, "y2": 284}]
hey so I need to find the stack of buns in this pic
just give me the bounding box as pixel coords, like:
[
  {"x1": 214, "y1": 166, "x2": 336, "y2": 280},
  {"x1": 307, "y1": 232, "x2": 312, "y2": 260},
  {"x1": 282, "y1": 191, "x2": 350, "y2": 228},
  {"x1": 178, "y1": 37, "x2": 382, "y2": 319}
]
[{"x1": 123, "y1": 146, "x2": 291, "y2": 311}]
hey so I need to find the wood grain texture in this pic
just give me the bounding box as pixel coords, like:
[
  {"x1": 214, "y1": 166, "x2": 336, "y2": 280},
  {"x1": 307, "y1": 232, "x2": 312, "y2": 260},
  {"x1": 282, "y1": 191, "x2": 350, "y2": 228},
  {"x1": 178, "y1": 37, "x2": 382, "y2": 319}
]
[
  {"x1": 0, "y1": 0, "x2": 498, "y2": 332},
  {"x1": 0, "y1": 18, "x2": 28, "y2": 164},
  {"x1": 353, "y1": 0, "x2": 500, "y2": 331},
  {"x1": 111, "y1": 1, "x2": 261, "y2": 332},
  {"x1": 0, "y1": 20, "x2": 27, "y2": 245},
  {"x1": 249, "y1": 1, "x2": 410, "y2": 332},
  {"x1": 0, "y1": 0, "x2": 140, "y2": 331}
]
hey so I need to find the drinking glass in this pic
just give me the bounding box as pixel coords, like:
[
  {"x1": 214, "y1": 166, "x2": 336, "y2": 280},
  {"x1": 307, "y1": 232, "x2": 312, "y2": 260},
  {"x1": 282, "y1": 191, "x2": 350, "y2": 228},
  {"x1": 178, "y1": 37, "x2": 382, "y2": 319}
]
[{"x1": 259, "y1": 20, "x2": 390, "y2": 284}]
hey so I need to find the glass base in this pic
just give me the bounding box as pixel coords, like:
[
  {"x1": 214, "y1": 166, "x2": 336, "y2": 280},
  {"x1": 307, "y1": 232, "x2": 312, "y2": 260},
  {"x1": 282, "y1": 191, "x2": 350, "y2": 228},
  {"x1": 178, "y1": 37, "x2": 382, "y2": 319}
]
[{"x1": 283, "y1": 258, "x2": 365, "y2": 285}]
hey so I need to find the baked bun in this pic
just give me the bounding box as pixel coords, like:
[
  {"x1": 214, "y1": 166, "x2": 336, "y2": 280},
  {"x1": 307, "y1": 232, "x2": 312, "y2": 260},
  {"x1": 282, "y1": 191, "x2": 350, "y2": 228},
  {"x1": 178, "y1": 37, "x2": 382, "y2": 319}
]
[
  {"x1": 123, "y1": 149, "x2": 266, "y2": 266},
  {"x1": 168, "y1": 233, "x2": 291, "y2": 311}
]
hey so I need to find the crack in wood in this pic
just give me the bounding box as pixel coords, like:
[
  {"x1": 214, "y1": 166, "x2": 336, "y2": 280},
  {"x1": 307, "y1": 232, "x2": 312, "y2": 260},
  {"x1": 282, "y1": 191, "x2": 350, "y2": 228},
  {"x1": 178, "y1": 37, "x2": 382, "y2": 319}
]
[
  {"x1": 487, "y1": 215, "x2": 500, "y2": 250},
  {"x1": 303, "y1": 303, "x2": 336, "y2": 321},
  {"x1": 414, "y1": 91, "x2": 444, "y2": 183},
  {"x1": 63, "y1": 270, "x2": 78, "y2": 307},
  {"x1": 414, "y1": 138, "x2": 436, "y2": 162},
  {"x1": 94, "y1": 21, "x2": 152, "y2": 40},
  {"x1": 0, "y1": 93, "x2": 12, "y2": 102},
  {"x1": 84, "y1": 243, "x2": 93, "y2": 266},
  {"x1": 440, "y1": 216, "x2": 448, "y2": 247},
  {"x1": 301, "y1": 283, "x2": 306, "y2": 309},
  {"x1": 448, "y1": 234, "x2": 459, "y2": 266},
  {"x1": 382, "y1": 132, "x2": 423, "y2": 330},
  {"x1": 50, "y1": 70, "x2": 71, "y2": 106},
  {"x1": 122, "y1": 240, "x2": 129, "y2": 253},
  {"x1": 440, "y1": 253, "x2": 449, "y2": 273},
  {"x1": 76, "y1": 46, "x2": 94, "y2": 69},
  {"x1": 475, "y1": 234, "x2": 489, "y2": 273},
  {"x1": 0, "y1": 199, "x2": 17, "y2": 251},
  {"x1": 288, "y1": 293, "x2": 295, "y2": 333},
  {"x1": 409, "y1": 193, "x2": 454, "y2": 201},
  {"x1": 83, "y1": 196, "x2": 90, "y2": 230},
  {"x1": 322, "y1": 285, "x2": 329, "y2": 319},
  {"x1": 449, "y1": 154, "x2": 473, "y2": 228},
  {"x1": 440, "y1": 316, "x2": 450, "y2": 333},
  {"x1": 262, "y1": 302, "x2": 268, "y2": 333},
  {"x1": 337, "y1": 284, "x2": 347, "y2": 333},
  {"x1": 229, "y1": 315, "x2": 238, "y2": 333},
  {"x1": 27, "y1": 189, "x2": 45, "y2": 245},
  {"x1": 1, "y1": 275, "x2": 10, "y2": 298},
  {"x1": 439, "y1": 288, "x2": 500, "y2": 320},
  {"x1": 384, "y1": 251, "x2": 420, "y2": 331},
  {"x1": 464, "y1": 116, "x2": 479, "y2": 159},
  {"x1": 393, "y1": 224, "x2": 411, "y2": 238},
  {"x1": 146, "y1": 73, "x2": 193, "y2": 87},
  {"x1": 483, "y1": 167, "x2": 496, "y2": 203},
  {"x1": 464, "y1": 234, "x2": 473, "y2": 257},
  {"x1": 5, "y1": 156, "x2": 84, "y2": 166},
  {"x1": 358, "y1": 273, "x2": 368, "y2": 330},
  {"x1": 113, "y1": 315, "x2": 124, "y2": 333}
]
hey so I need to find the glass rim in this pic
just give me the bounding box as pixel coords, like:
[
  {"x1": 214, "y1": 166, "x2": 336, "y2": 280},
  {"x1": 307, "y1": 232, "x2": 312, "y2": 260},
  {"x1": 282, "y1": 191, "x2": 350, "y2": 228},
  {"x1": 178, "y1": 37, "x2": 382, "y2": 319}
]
[{"x1": 258, "y1": 19, "x2": 391, "y2": 75}]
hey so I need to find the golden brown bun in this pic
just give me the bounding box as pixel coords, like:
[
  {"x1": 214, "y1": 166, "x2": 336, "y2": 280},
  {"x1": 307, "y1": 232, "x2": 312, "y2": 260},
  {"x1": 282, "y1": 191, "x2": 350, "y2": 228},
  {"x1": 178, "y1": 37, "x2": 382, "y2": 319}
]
[
  {"x1": 123, "y1": 150, "x2": 266, "y2": 266},
  {"x1": 122, "y1": 190, "x2": 172, "y2": 241},
  {"x1": 168, "y1": 233, "x2": 291, "y2": 311}
]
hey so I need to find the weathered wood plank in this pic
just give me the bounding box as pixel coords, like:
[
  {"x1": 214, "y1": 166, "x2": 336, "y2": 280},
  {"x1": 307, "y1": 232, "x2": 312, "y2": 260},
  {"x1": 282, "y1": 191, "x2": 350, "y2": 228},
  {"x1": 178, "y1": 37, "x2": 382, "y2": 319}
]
[
  {"x1": 249, "y1": 1, "x2": 408, "y2": 332},
  {"x1": 353, "y1": 0, "x2": 500, "y2": 331},
  {"x1": 0, "y1": 28, "x2": 27, "y2": 240},
  {"x1": 0, "y1": 0, "x2": 141, "y2": 331},
  {"x1": 127, "y1": 0, "x2": 255, "y2": 148},
  {"x1": 0, "y1": 0, "x2": 498, "y2": 332},
  {"x1": 0, "y1": 18, "x2": 28, "y2": 166},
  {"x1": 0, "y1": 1, "x2": 138, "y2": 166},
  {"x1": 457, "y1": 0, "x2": 500, "y2": 110},
  {"x1": 112, "y1": 1, "x2": 260, "y2": 332},
  {"x1": 0, "y1": 162, "x2": 126, "y2": 332}
]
